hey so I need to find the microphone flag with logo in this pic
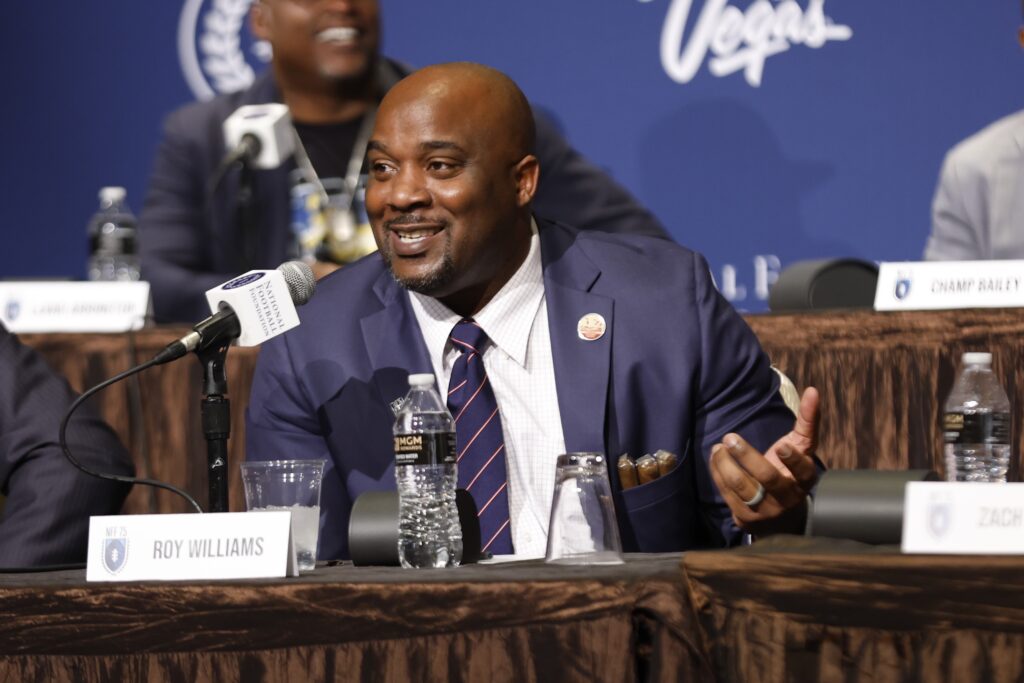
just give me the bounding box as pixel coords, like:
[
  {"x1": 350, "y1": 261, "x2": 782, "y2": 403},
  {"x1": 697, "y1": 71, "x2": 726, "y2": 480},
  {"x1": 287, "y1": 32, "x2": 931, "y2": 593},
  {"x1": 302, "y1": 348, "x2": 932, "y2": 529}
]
[{"x1": 152, "y1": 261, "x2": 315, "y2": 366}]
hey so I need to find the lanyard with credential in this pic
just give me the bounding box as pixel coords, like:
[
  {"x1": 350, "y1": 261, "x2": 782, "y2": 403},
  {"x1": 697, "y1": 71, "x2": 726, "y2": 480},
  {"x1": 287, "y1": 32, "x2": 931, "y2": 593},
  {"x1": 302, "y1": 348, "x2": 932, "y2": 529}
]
[{"x1": 290, "y1": 107, "x2": 376, "y2": 244}]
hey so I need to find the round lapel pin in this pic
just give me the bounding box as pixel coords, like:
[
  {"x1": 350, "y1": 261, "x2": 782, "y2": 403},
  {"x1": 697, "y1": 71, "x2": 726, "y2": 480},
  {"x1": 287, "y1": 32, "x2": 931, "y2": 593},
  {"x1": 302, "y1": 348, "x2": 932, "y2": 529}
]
[{"x1": 577, "y1": 313, "x2": 607, "y2": 341}]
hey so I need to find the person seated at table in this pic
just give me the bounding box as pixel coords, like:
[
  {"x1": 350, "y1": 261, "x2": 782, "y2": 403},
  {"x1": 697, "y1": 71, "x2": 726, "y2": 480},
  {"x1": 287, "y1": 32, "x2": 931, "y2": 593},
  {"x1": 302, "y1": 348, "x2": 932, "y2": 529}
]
[
  {"x1": 246, "y1": 62, "x2": 821, "y2": 559},
  {"x1": 138, "y1": 0, "x2": 669, "y2": 324},
  {"x1": 0, "y1": 324, "x2": 133, "y2": 567}
]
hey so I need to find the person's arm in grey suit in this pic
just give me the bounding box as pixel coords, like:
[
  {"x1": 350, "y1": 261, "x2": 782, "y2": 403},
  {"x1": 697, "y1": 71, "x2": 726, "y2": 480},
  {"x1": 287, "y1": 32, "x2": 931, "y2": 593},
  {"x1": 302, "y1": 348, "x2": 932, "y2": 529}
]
[
  {"x1": 0, "y1": 327, "x2": 133, "y2": 567},
  {"x1": 924, "y1": 151, "x2": 985, "y2": 261}
]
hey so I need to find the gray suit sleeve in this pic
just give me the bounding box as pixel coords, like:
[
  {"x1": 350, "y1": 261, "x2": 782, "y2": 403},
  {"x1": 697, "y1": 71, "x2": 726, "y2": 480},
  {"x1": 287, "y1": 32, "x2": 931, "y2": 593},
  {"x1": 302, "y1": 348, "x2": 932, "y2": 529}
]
[
  {"x1": 924, "y1": 151, "x2": 985, "y2": 261},
  {"x1": 530, "y1": 108, "x2": 671, "y2": 240},
  {"x1": 0, "y1": 327, "x2": 133, "y2": 567}
]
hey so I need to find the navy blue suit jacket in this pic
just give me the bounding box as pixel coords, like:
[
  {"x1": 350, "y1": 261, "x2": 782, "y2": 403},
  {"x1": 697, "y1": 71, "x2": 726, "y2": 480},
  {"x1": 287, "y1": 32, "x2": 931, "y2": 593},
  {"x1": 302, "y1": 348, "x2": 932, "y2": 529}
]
[
  {"x1": 246, "y1": 220, "x2": 792, "y2": 559},
  {"x1": 139, "y1": 65, "x2": 669, "y2": 323}
]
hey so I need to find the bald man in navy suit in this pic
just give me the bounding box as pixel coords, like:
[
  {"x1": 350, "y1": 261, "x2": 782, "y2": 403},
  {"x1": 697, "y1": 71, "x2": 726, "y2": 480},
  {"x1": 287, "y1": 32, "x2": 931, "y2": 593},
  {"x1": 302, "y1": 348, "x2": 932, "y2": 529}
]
[{"x1": 247, "y1": 63, "x2": 820, "y2": 560}]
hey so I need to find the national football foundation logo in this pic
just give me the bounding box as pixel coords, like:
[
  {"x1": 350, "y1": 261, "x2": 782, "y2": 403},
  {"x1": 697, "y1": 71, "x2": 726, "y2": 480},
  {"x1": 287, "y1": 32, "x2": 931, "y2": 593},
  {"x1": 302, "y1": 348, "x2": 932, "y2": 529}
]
[
  {"x1": 894, "y1": 270, "x2": 912, "y2": 301},
  {"x1": 102, "y1": 527, "x2": 129, "y2": 575},
  {"x1": 179, "y1": 0, "x2": 270, "y2": 100}
]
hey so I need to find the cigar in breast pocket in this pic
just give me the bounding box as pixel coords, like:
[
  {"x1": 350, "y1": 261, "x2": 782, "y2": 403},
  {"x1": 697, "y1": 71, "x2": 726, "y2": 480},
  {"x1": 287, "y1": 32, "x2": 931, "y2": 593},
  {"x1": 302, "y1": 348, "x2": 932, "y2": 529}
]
[
  {"x1": 635, "y1": 454, "x2": 659, "y2": 485},
  {"x1": 655, "y1": 450, "x2": 678, "y2": 477},
  {"x1": 617, "y1": 454, "x2": 639, "y2": 490}
]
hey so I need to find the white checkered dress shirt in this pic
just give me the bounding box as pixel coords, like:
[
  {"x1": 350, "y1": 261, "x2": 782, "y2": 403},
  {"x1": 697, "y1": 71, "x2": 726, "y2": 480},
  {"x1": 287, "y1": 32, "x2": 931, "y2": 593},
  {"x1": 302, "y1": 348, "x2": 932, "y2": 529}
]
[{"x1": 409, "y1": 223, "x2": 566, "y2": 559}]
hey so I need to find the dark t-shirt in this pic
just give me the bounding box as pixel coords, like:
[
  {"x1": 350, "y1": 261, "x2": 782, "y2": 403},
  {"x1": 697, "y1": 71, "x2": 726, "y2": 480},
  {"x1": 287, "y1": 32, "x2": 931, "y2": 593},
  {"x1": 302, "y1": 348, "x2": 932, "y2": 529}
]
[{"x1": 292, "y1": 117, "x2": 366, "y2": 182}]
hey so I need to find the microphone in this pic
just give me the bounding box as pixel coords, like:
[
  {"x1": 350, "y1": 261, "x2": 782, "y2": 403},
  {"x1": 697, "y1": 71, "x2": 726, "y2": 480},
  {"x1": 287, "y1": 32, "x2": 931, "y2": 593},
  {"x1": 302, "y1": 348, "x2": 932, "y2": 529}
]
[
  {"x1": 221, "y1": 103, "x2": 294, "y2": 169},
  {"x1": 153, "y1": 261, "x2": 315, "y2": 366}
]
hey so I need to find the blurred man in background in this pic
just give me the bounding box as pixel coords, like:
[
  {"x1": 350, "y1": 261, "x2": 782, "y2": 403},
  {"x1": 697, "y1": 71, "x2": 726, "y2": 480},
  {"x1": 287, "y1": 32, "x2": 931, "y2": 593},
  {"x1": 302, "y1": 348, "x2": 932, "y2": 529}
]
[
  {"x1": 0, "y1": 324, "x2": 133, "y2": 567},
  {"x1": 139, "y1": 0, "x2": 668, "y2": 323},
  {"x1": 923, "y1": 10, "x2": 1024, "y2": 260}
]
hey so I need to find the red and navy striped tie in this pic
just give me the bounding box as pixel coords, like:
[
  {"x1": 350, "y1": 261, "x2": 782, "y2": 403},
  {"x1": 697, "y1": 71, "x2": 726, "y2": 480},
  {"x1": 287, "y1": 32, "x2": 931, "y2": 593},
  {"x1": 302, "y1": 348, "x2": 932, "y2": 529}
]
[{"x1": 447, "y1": 319, "x2": 513, "y2": 555}]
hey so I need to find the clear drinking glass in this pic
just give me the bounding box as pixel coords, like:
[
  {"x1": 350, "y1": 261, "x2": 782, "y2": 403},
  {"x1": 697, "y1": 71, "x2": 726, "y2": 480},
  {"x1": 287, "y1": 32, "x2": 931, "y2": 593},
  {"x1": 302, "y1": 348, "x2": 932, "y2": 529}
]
[
  {"x1": 240, "y1": 459, "x2": 326, "y2": 572},
  {"x1": 545, "y1": 453, "x2": 624, "y2": 565}
]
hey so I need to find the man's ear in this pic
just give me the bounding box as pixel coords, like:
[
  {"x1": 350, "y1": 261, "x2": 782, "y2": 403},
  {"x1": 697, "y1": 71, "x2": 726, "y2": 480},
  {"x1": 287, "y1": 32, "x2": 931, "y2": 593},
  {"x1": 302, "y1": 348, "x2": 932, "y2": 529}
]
[
  {"x1": 512, "y1": 155, "x2": 540, "y2": 208},
  {"x1": 250, "y1": 1, "x2": 271, "y2": 41}
]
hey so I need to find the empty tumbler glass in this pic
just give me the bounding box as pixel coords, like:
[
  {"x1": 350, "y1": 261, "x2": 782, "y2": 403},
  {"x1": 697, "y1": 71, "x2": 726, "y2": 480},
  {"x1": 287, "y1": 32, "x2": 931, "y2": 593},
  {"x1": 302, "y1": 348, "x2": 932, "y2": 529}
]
[{"x1": 545, "y1": 453, "x2": 624, "y2": 565}]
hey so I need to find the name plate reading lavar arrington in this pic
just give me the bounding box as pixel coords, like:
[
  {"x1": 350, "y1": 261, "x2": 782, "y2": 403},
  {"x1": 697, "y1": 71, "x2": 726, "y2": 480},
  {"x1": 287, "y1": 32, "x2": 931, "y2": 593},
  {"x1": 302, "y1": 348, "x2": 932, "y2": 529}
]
[
  {"x1": 903, "y1": 482, "x2": 1024, "y2": 554},
  {"x1": 875, "y1": 260, "x2": 1024, "y2": 311},
  {"x1": 0, "y1": 281, "x2": 150, "y2": 333},
  {"x1": 86, "y1": 512, "x2": 297, "y2": 582}
]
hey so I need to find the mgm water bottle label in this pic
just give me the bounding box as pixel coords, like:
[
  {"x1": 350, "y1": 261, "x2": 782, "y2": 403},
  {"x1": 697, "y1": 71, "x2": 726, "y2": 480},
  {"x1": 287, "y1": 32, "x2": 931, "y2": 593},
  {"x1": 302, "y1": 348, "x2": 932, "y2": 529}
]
[
  {"x1": 943, "y1": 412, "x2": 1010, "y2": 443},
  {"x1": 394, "y1": 433, "x2": 456, "y2": 467}
]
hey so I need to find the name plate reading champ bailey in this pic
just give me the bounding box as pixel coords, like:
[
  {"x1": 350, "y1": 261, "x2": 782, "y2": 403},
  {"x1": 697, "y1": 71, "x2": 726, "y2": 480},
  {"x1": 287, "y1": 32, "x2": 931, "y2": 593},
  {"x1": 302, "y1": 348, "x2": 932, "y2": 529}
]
[
  {"x1": 0, "y1": 281, "x2": 150, "y2": 333},
  {"x1": 86, "y1": 512, "x2": 297, "y2": 582},
  {"x1": 903, "y1": 482, "x2": 1024, "y2": 554},
  {"x1": 875, "y1": 260, "x2": 1024, "y2": 311}
]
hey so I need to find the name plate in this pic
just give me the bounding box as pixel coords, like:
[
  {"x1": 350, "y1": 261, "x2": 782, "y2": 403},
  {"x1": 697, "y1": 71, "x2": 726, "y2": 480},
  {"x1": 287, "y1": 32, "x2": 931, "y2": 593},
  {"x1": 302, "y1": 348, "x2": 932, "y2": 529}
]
[
  {"x1": 902, "y1": 482, "x2": 1024, "y2": 554},
  {"x1": 86, "y1": 512, "x2": 297, "y2": 582},
  {"x1": 874, "y1": 260, "x2": 1024, "y2": 311},
  {"x1": 0, "y1": 281, "x2": 150, "y2": 333}
]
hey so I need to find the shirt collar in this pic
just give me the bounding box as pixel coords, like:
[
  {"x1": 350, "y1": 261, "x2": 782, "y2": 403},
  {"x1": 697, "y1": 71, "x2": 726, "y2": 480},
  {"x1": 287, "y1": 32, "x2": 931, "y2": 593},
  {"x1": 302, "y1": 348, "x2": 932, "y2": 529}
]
[{"x1": 409, "y1": 219, "x2": 544, "y2": 369}]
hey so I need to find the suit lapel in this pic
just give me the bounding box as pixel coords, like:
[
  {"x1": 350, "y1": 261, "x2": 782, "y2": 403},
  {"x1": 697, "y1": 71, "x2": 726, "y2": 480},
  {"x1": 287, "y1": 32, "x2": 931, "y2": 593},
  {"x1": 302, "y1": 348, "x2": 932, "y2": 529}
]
[
  {"x1": 361, "y1": 271, "x2": 435, "y2": 412},
  {"x1": 355, "y1": 224, "x2": 614, "y2": 452},
  {"x1": 541, "y1": 223, "x2": 613, "y2": 454}
]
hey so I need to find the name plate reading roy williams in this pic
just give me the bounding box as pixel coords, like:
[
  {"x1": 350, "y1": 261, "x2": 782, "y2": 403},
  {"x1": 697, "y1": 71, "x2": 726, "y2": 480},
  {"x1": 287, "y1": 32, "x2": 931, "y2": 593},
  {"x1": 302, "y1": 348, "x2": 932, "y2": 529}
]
[
  {"x1": 875, "y1": 260, "x2": 1024, "y2": 311},
  {"x1": 86, "y1": 512, "x2": 297, "y2": 582},
  {"x1": 903, "y1": 482, "x2": 1024, "y2": 554}
]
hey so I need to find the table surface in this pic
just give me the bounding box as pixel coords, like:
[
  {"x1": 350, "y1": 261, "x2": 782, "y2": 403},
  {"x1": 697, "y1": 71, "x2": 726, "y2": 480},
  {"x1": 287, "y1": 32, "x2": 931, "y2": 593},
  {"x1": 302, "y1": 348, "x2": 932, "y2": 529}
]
[
  {"x1": 0, "y1": 552, "x2": 705, "y2": 682},
  {"x1": 5, "y1": 539, "x2": 1024, "y2": 683},
  {"x1": 684, "y1": 536, "x2": 1024, "y2": 682}
]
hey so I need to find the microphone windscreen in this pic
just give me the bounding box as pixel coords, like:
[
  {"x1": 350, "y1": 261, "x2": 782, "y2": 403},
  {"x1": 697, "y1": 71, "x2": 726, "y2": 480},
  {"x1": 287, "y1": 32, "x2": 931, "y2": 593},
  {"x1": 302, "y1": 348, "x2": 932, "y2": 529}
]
[{"x1": 278, "y1": 261, "x2": 316, "y2": 306}]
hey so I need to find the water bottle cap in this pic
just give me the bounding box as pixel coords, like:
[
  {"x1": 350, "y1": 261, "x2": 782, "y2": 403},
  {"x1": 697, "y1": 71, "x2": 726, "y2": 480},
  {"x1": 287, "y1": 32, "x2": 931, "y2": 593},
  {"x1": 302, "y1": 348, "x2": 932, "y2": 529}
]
[
  {"x1": 962, "y1": 352, "x2": 992, "y2": 366},
  {"x1": 408, "y1": 373, "x2": 435, "y2": 387},
  {"x1": 99, "y1": 186, "x2": 126, "y2": 203}
]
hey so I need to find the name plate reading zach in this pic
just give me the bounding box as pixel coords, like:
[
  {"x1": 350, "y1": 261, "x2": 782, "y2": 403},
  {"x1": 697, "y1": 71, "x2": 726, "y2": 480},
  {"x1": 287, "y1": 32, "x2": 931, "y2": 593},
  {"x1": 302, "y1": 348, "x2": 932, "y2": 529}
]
[
  {"x1": 875, "y1": 260, "x2": 1024, "y2": 311},
  {"x1": 903, "y1": 482, "x2": 1024, "y2": 554},
  {"x1": 86, "y1": 512, "x2": 297, "y2": 582},
  {"x1": 0, "y1": 281, "x2": 151, "y2": 333}
]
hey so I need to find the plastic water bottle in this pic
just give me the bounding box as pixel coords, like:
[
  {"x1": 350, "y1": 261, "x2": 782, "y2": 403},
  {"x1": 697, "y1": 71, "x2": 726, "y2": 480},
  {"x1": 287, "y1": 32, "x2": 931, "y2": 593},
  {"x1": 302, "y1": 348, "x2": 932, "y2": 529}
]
[
  {"x1": 394, "y1": 373, "x2": 462, "y2": 568},
  {"x1": 943, "y1": 352, "x2": 1012, "y2": 483},
  {"x1": 87, "y1": 186, "x2": 140, "y2": 281}
]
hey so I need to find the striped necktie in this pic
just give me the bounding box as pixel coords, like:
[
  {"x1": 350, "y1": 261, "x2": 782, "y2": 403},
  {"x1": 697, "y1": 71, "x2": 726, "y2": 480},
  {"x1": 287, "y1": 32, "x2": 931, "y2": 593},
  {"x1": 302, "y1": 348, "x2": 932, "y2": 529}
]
[{"x1": 446, "y1": 319, "x2": 513, "y2": 555}]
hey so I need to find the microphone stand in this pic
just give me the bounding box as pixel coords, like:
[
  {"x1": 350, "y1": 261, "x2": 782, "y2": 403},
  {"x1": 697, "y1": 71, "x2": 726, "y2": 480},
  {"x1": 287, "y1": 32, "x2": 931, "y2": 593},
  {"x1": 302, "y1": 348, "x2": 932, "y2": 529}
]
[
  {"x1": 236, "y1": 159, "x2": 257, "y2": 273},
  {"x1": 197, "y1": 339, "x2": 232, "y2": 513},
  {"x1": 198, "y1": 143, "x2": 254, "y2": 512}
]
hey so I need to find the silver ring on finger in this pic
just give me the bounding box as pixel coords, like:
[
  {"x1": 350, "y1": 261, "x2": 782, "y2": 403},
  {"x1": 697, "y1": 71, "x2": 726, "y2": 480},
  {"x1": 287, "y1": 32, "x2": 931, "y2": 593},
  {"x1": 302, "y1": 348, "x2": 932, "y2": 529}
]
[{"x1": 741, "y1": 482, "x2": 766, "y2": 508}]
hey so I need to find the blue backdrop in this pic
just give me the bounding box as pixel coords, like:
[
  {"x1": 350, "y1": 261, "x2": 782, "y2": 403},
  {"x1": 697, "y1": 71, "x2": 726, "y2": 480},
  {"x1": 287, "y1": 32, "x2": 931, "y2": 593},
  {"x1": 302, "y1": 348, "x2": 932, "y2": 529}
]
[{"x1": 3, "y1": 1, "x2": 1022, "y2": 310}]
